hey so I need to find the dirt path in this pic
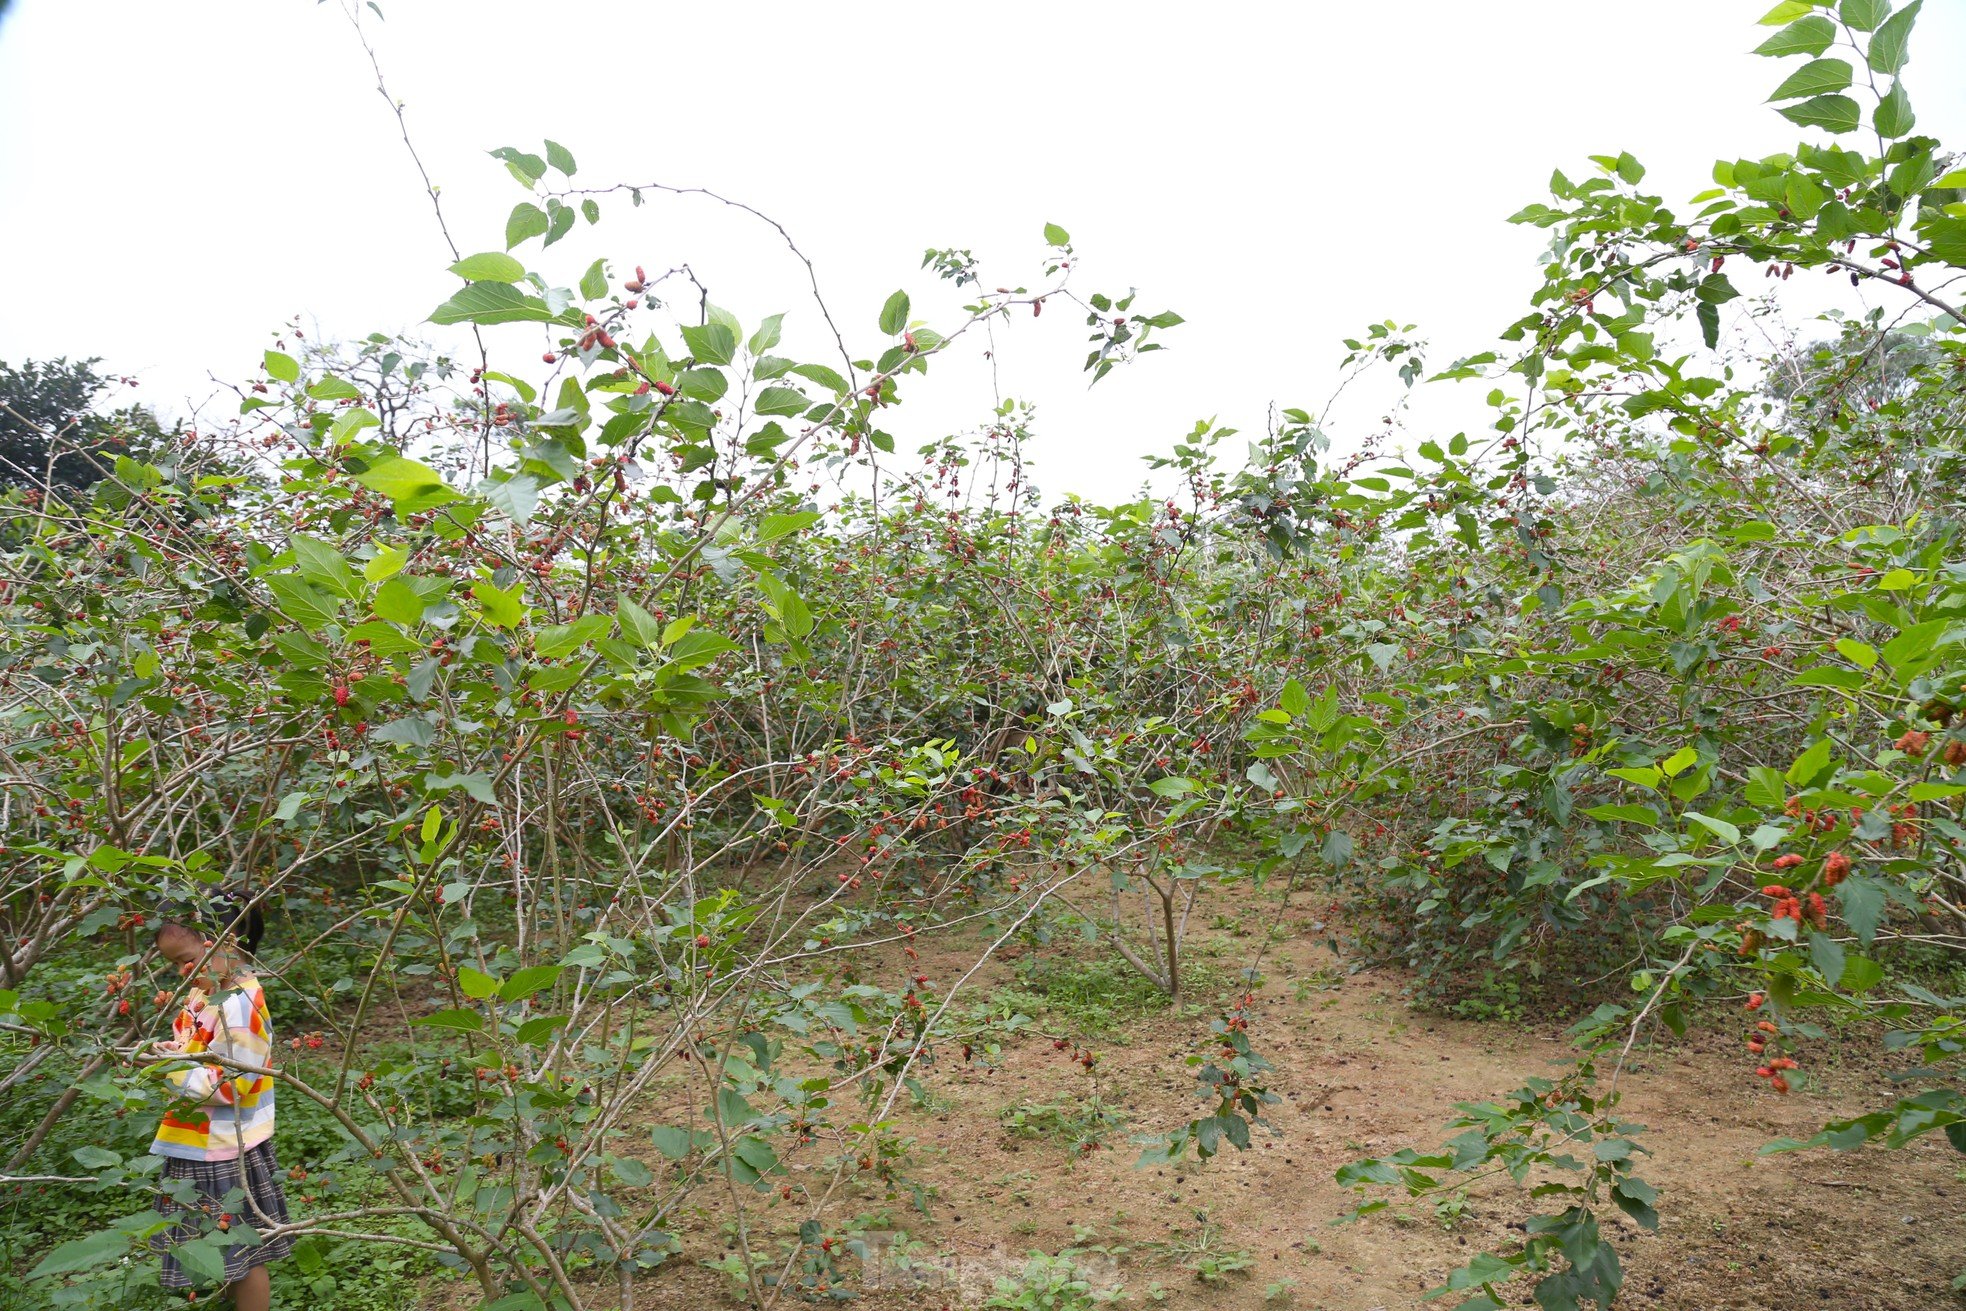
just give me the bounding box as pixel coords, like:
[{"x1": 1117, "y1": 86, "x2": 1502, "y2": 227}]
[
  {"x1": 845, "y1": 888, "x2": 1955, "y2": 1308},
  {"x1": 517, "y1": 882, "x2": 1965, "y2": 1309}
]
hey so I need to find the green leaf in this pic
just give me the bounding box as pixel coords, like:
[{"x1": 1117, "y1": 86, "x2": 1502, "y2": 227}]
[
  {"x1": 28, "y1": 1229, "x2": 128, "y2": 1279},
  {"x1": 1786, "y1": 737, "x2": 1835, "y2": 786},
  {"x1": 370, "y1": 716, "x2": 434, "y2": 747},
  {"x1": 482, "y1": 472, "x2": 540, "y2": 525},
  {"x1": 458, "y1": 967, "x2": 499, "y2": 1000},
  {"x1": 544, "y1": 201, "x2": 575, "y2": 247},
  {"x1": 293, "y1": 534, "x2": 360, "y2": 599},
  {"x1": 506, "y1": 201, "x2": 550, "y2": 249},
  {"x1": 787, "y1": 361, "x2": 848, "y2": 394},
  {"x1": 664, "y1": 628, "x2": 738, "y2": 670},
  {"x1": 1881, "y1": 618, "x2": 1949, "y2": 667},
  {"x1": 1661, "y1": 746, "x2": 1699, "y2": 777},
  {"x1": 1685, "y1": 811, "x2": 1741, "y2": 845},
  {"x1": 328, "y1": 406, "x2": 380, "y2": 449},
  {"x1": 1612, "y1": 1177, "x2": 1659, "y2": 1231},
  {"x1": 536, "y1": 615, "x2": 609, "y2": 658},
  {"x1": 1833, "y1": 638, "x2": 1878, "y2": 668},
  {"x1": 372, "y1": 576, "x2": 427, "y2": 626},
  {"x1": 429, "y1": 282, "x2": 555, "y2": 326},
  {"x1": 618, "y1": 596, "x2": 663, "y2": 648},
  {"x1": 609, "y1": 1154, "x2": 653, "y2": 1188},
  {"x1": 426, "y1": 772, "x2": 497, "y2": 804},
  {"x1": 757, "y1": 575, "x2": 814, "y2": 640},
  {"x1": 1785, "y1": 171, "x2": 1827, "y2": 220},
  {"x1": 412, "y1": 1008, "x2": 486, "y2": 1032},
  {"x1": 1924, "y1": 218, "x2": 1966, "y2": 265},
  {"x1": 1868, "y1": 0, "x2": 1920, "y2": 73},
  {"x1": 267, "y1": 575, "x2": 340, "y2": 631},
  {"x1": 483, "y1": 1295, "x2": 550, "y2": 1311},
  {"x1": 756, "y1": 511, "x2": 819, "y2": 544},
  {"x1": 716, "y1": 1087, "x2": 757, "y2": 1129},
  {"x1": 1759, "y1": 0, "x2": 1815, "y2": 21},
  {"x1": 704, "y1": 302, "x2": 744, "y2": 345},
  {"x1": 356, "y1": 455, "x2": 457, "y2": 509},
  {"x1": 337, "y1": 626, "x2": 414, "y2": 671},
  {"x1": 264, "y1": 349, "x2": 300, "y2": 383},
  {"x1": 1043, "y1": 221, "x2": 1071, "y2": 246},
  {"x1": 169, "y1": 1239, "x2": 227, "y2": 1285},
  {"x1": 1839, "y1": 0, "x2": 1889, "y2": 30},
  {"x1": 449, "y1": 251, "x2": 527, "y2": 282},
  {"x1": 1697, "y1": 273, "x2": 1740, "y2": 306},
  {"x1": 1876, "y1": 568, "x2": 1918, "y2": 591},
  {"x1": 1808, "y1": 930, "x2": 1847, "y2": 986},
  {"x1": 515, "y1": 1016, "x2": 566, "y2": 1046},
  {"x1": 1279, "y1": 678, "x2": 1311, "y2": 717},
  {"x1": 679, "y1": 322, "x2": 737, "y2": 366},
  {"x1": 1746, "y1": 766, "x2": 1788, "y2": 811},
  {"x1": 651, "y1": 1125, "x2": 696, "y2": 1159},
  {"x1": 1754, "y1": 14, "x2": 1837, "y2": 56},
  {"x1": 1607, "y1": 766, "x2": 1663, "y2": 789},
  {"x1": 1777, "y1": 94, "x2": 1862, "y2": 133},
  {"x1": 499, "y1": 965, "x2": 562, "y2": 1002},
  {"x1": 754, "y1": 386, "x2": 808, "y2": 417},
  {"x1": 1321, "y1": 830, "x2": 1353, "y2": 869},
  {"x1": 1837, "y1": 875, "x2": 1885, "y2": 945},
  {"x1": 579, "y1": 258, "x2": 608, "y2": 302},
  {"x1": 1791, "y1": 666, "x2": 1867, "y2": 690},
  {"x1": 1697, "y1": 300, "x2": 1721, "y2": 350},
  {"x1": 307, "y1": 374, "x2": 362, "y2": 402},
  {"x1": 490, "y1": 146, "x2": 546, "y2": 184},
  {"x1": 1148, "y1": 776, "x2": 1197, "y2": 798},
  {"x1": 878, "y1": 289, "x2": 911, "y2": 336},
  {"x1": 363, "y1": 543, "x2": 408, "y2": 583},
  {"x1": 1873, "y1": 81, "x2": 1915, "y2": 138},
  {"x1": 543, "y1": 139, "x2": 577, "y2": 176},
  {"x1": 1583, "y1": 803, "x2": 1661, "y2": 826},
  {"x1": 1837, "y1": 954, "x2": 1883, "y2": 992},
  {"x1": 747, "y1": 313, "x2": 785, "y2": 355},
  {"x1": 680, "y1": 367, "x2": 735, "y2": 402}
]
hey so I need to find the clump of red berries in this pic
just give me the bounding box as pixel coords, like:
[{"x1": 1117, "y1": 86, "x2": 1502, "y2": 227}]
[
  {"x1": 1755, "y1": 1055, "x2": 1799, "y2": 1094},
  {"x1": 1760, "y1": 884, "x2": 1828, "y2": 931}
]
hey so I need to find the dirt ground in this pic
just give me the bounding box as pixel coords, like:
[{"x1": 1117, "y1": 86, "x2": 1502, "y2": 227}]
[{"x1": 450, "y1": 879, "x2": 1966, "y2": 1310}]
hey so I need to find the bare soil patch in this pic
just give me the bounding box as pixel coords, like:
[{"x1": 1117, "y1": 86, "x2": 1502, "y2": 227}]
[{"x1": 455, "y1": 880, "x2": 1966, "y2": 1309}]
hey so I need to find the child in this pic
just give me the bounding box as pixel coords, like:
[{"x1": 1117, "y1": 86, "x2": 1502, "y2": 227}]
[{"x1": 144, "y1": 893, "x2": 291, "y2": 1310}]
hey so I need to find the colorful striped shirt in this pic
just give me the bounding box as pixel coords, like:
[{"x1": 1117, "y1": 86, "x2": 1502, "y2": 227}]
[{"x1": 149, "y1": 975, "x2": 277, "y2": 1161}]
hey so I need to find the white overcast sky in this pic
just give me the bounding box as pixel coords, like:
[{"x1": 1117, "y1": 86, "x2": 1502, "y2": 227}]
[{"x1": 3, "y1": 1, "x2": 1962, "y2": 500}]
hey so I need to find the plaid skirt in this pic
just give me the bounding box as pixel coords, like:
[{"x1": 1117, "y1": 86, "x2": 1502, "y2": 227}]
[{"x1": 150, "y1": 1140, "x2": 295, "y2": 1287}]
